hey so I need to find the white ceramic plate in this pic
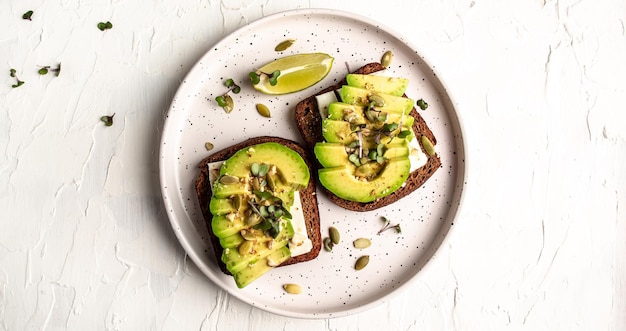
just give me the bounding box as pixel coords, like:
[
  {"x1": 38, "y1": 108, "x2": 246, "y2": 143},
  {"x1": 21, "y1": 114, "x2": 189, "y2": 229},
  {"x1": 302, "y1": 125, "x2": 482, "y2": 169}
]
[{"x1": 159, "y1": 8, "x2": 466, "y2": 319}]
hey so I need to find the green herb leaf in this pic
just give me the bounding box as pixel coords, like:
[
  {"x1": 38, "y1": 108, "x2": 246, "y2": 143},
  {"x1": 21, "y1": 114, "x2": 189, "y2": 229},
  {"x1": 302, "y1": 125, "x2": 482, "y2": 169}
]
[
  {"x1": 250, "y1": 162, "x2": 260, "y2": 176},
  {"x1": 281, "y1": 207, "x2": 292, "y2": 219},
  {"x1": 97, "y1": 21, "x2": 113, "y2": 31},
  {"x1": 268, "y1": 221, "x2": 281, "y2": 238},
  {"x1": 417, "y1": 98, "x2": 428, "y2": 110},
  {"x1": 394, "y1": 224, "x2": 402, "y2": 233},
  {"x1": 22, "y1": 10, "x2": 33, "y2": 20},
  {"x1": 100, "y1": 113, "x2": 115, "y2": 126},
  {"x1": 348, "y1": 141, "x2": 360, "y2": 149},
  {"x1": 376, "y1": 143, "x2": 385, "y2": 156},
  {"x1": 10, "y1": 69, "x2": 16, "y2": 77},
  {"x1": 12, "y1": 80, "x2": 25, "y2": 88},
  {"x1": 397, "y1": 130, "x2": 411, "y2": 139},
  {"x1": 257, "y1": 163, "x2": 270, "y2": 177},
  {"x1": 368, "y1": 150, "x2": 377, "y2": 160},
  {"x1": 38, "y1": 67, "x2": 49, "y2": 75},
  {"x1": 253, "y1": 190, "x2": 273, "y2": 201},
  {"x1": 254, "y1": 220, "x2": 271, "y2": 231},
  {"x1": 249, "y1": 72, "x2": 260, "y2": 84},
  {"x1": 259, "y1": 205, "x2": 269, "y2": 218},
  {"x1": 348, "y1": 153, "x2": 361, "y2": 166},
  {"x1": 269, "y1": 70, "x2": 280, "y2": 86},
  {"x1": 382, "y1": 122, "x2": 398, "y2": 133},
  {"x1": 215, "y1": 95, "x2": 226, "y2": 107}
]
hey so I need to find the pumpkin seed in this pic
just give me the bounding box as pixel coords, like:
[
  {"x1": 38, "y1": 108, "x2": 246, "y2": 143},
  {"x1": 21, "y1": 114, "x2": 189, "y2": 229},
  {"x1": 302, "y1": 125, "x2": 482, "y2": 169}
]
[
  {"x1": 219, "y1": 175, "x2": 239, "y2": 185},
  {"x1": 323, "y1": 237, "x2": 333, "y2": 252},
  {"x1": 283, "y1": 283, "x2": 302, "y2": 294},
  {"x1": 421, "y1": 135, "x2": 436, "y2": 156},
  {"x1": 355, "y1": 255, "x2": 369, "y2": 270},
  {"x1": 232, "y1": 195, "x2": 243, "y2": 210},
  {"x1": 222, "y1": 94, "x2": 234, "y2": 113},
  {"x1": 353, "y1": 238, "x2": 372, "y2": 249},
  {"x1": 329, "y1": 226, "x2": 340, "y2": 245},
  {"x1": 245, "y1": 213, "x2": 262, "y2": 227},
  {"x1": 381, "y1": 50, "x2": 393, "y2": 68},
  {"x1": 238, "y1": 240, "x2": 254, "y2": 255},
  {"x1": 256, "y1": 103, "x2": 271, "y2": 118},
  {"x1": 240, "y1": 228, "x2": 262, "y2": 240},
  {"x1": 275, "y1": 39, "x2": 296, "y2": 52},
  {"x1": 204, "y1": 142, "x2": 214, "y2": 151},
  {"x1": 251, "y1": 177, "x2": 261, "y2": 191},
  {"x1": 368, "y1": 94, "x2": 386, "y2": 107}
]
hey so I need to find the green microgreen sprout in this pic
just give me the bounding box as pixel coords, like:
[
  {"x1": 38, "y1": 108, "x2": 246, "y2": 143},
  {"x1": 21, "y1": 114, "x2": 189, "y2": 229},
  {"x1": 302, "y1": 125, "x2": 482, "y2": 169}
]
[
  {"x1": 246, "y1": 162, "x2": 291, "y2": 238},
  {"x1": 269, "y1": 70, "x2": 280, "y2": 86},
  {"x1": 97, "y1": 21, "x2": 113, "y2": 31},
  {"x1": 249, "y1": 72, "x2": 260, "y2": 84},
  {"x1": 215, "y1": 78, "x2": 241, "y2": 113},
  {"x1": 100, "y1": 113, "x2": 115, "y2": 126},
  {"x1": 22, "y1": 10, "x2": 34, "y2": 20},
  {"x1": 37, "y1": 64, "x2": 61, "y2": 76},
  {"x1": 10, "y1": 69, "x2": 24, "y2": 88},
  {"x1": 248, "y1": 70, "x2": 281, "y2": 86},
  {"x1": 348, "y1": 153, "x2": 361, "y2": 167},
  {"x1": 371, "y1": 121, "x2": 412, "y2": 144},
  {"x1": 377, "y1": 216, "x2": 402, "y2": 235},
  {"x1": 417, "y1": 98, "x2": 429, "y2": 110},
  {"x1": 397, "y1": 129, "x2": 411, "y2": 139}
]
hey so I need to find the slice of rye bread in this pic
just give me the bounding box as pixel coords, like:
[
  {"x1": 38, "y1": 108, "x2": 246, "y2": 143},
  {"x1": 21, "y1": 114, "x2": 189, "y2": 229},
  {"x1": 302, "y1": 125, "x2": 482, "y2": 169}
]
[
  {"x1": 294, "y1": 62, "x2": 442, "y2": 212},
  {"x1": 195, "y1": 136, "x2": 322, "y2": 275}
]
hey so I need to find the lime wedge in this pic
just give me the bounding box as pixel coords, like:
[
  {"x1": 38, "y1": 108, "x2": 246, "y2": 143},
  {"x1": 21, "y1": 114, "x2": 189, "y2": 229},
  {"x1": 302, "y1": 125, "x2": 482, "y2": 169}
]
[{"x1": 252, "y1": 53, "x2": 334, "y2": 95}]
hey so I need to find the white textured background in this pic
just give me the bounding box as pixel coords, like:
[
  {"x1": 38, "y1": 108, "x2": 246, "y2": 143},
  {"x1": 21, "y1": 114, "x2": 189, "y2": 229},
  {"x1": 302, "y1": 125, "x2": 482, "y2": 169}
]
[{"x1": 1, "y1": 0, "x2": 625, "y2": 330}]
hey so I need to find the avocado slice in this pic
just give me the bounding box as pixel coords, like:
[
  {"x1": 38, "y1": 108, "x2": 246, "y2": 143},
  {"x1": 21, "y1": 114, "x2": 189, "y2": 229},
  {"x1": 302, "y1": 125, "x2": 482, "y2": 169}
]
[
  {"x1": 321, "y1": 119, "x2": 353, "y2": 144},
  {"x1": 221, "y1": 220, "x2": 294, "y2": 274},
  {"x1": 209, "y1": 196, "x2": 249, "y2": 216},
  {"x1": 327, "y1": 102, "x2": 366, "y2": 123},
  {"x1": 212, "y1": 179, "x2": 249, "y2": 199},
  {"x1": 340, "y1": 86, "x2": 414, "y2": 115},
  {"x1": 345, "y1": 74, "x2": 409, "y2": 96},
  {"x1": 212, "y1": 214, "x2": 246, "y2": 238},
  {"x1": 219, "y1": 233, "x2": 245, "y2": 248},
  {"x1": 317, "y1": 156, "x2": 411, "y2": 203},
  {"x1": 233, "y1": 246, "x2": 291, "y2": 288},
  {"x1": 314, "y1": 142, "x2": 350, "y2": 168},
  {"x1": 219, "y1": 142, "x2": 310, "y2": 189}
]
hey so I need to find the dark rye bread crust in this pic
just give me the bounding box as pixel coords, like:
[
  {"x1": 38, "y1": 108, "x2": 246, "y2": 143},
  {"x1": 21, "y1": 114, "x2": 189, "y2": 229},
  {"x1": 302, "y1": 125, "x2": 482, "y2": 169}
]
[
  {"x1": 294, "y1": 62, "x2": 442, "y2": 212},
  {"x1": 195, "y1": 136, "x2": 322, "y2": 275}
]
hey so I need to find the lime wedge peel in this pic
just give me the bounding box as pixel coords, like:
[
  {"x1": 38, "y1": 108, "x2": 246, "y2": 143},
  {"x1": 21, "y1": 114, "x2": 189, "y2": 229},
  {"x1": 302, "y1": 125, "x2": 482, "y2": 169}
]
[{"x1": 252, "y1": 53, "x2": 334, "y2": 95}]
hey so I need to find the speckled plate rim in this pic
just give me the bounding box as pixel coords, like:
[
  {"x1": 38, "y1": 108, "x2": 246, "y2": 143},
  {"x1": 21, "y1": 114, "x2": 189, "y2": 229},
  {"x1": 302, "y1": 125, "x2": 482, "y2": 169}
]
[{"x1": 159, "y1": 8, "x2": 469, "y2": 319}]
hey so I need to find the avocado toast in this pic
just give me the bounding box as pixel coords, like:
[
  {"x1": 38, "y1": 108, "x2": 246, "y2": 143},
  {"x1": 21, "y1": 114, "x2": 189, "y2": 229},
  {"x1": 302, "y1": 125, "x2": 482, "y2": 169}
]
[
  {"x1": 294, "y1": 62, "x2": 441, "y2": 212},
  {"x1": 195, "y1": 136, "x2": 322, "y2": 288}
]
